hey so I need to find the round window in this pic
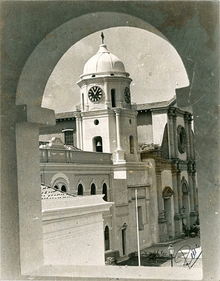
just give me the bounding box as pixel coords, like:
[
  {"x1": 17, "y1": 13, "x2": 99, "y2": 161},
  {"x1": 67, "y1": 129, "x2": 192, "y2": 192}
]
[
  {"x1": 94, "y1": 119, "x2": 99, "y2": 125},
  {"x1": 177, "y1": 125, "x2": 187, "y2": 153}
]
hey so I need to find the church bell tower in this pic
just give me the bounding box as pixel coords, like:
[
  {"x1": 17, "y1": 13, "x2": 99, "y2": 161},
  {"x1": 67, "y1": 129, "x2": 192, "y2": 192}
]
[{"x1": 76, "y1": 33, "x2": 139, "y2": 163}]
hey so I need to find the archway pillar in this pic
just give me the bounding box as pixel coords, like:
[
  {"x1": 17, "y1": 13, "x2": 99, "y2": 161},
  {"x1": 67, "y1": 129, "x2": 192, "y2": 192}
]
[{"x1": 16, "y1": 105, "x2": 55, "y2": 274}]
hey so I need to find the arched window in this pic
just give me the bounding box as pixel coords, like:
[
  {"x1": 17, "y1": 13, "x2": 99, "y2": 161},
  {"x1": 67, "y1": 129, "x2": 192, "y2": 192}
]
[
  {"x1": 111, "y1": 89, "x2": 116, "y2": 107},
  {"x1": 91, "y1": 183, "x2": 96, "y2": 195},
  {"x1": 61, "y1": 185, "x2": 66, "y2": 192},
  {"x1": 104, "y1": 225, "x2": 110, "y2": 251},
  {"x1": 77, "y1": 184, "x2": 83, "y2": 195},
  {"x1": 102, "y1": 183, "x2": 108, "y2": 201},
  {"x1": 93, "y1": 136, "x2": 103, "y2": 152},
  {"x1": 129, "y1": 135, "x2": 134, "y2": 154}
]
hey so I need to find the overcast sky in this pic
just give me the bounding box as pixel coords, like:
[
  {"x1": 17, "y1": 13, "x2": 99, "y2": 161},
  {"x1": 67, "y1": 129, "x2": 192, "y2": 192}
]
[{"x1": 42, "y1": 27, "x2": 189, "y2": 113}]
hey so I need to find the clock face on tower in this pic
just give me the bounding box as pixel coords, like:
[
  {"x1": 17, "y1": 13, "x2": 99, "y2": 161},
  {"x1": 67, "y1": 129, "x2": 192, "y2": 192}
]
[
  {"x1": 88, "y1": 86, "x2": 103, "y2": 102},
  {"x1": 124, "y1": 87, "x2": 130, "y2": 103}
]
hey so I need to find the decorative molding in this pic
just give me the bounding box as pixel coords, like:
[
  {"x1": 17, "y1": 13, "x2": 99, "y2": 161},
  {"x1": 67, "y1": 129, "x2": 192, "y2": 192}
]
[
  {"x1": 162, "y1": 186, "x2": 174, "y2": 199},
  {"x1": 174, "y1": 213, "x2": 183, "y2": 220},
  {"x1": 158, "y1": 210, "x2": 168, "y2": 223}
]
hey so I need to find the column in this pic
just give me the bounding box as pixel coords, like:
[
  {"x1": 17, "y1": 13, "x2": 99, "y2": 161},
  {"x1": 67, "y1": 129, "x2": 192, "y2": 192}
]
[
  {"x1": 172, "y1": 169, "x2": 179, "y2": 215},
  {"x1": 104, "y1": 80, "x2": 110, "y2": 108},
  {"x1": 188, "y1": 165, "x2": 196, "y2": 225},
  {"x1": 184, "y1": 113, "x2": 190, "y2": 159},
  {"x1": 192, "y1": 164, "x2": 198, "y2": 217},
  {"x1": 114, "y1": 108, "x2": 122, "y2": 150},
  {"x1": 177, "y1": 171, "x2": 183, "y2": 212},
  {"x1": 188, "y1": 166, "x2": 195, "y2": 212},
  {"x1": 114, "y1": 108, "x2": 125, "y2": 162},
  {"x1": 156, "y1": 167, "x2": 168, "y2": 242},
  {"x1": 168, "y1": 109, "x2": 175, "y2": 159},
  {"x1": 173, "y1": 110, "x2": 178, "y2": 158},
  {"x1": 188, "y1": 114, "x2": 194, "y2": 159},
  {"x1": 156, "y1": 169, "x2": 164, "y2": 216},
  {"x1": 172, "y1": 168, "x2": 182, "y2": 236}
]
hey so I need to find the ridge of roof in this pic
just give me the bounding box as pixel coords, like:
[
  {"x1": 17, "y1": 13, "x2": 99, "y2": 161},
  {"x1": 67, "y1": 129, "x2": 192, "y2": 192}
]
[
  {"x1": 55, "y1": 111, "x2": 77, "y2": 119},
  {"x1": 136, "y1": 96, "x2": 176, "y2": 111},
  {"x1": 41, "y1": 184, "x2": 76, "y2": 200}
]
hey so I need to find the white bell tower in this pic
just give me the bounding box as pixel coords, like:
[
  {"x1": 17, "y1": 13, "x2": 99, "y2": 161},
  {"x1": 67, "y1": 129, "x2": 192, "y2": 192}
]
[{"x1": 76, "y1": 33, "x2": 139, "y2": 163}]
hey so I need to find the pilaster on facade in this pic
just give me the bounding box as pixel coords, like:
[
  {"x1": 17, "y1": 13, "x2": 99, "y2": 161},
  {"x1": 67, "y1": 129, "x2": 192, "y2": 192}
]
[
  {"x1": 184, "y1": 112, "x2": 194, "y2": 160},
  {"x1": 171, "y1": 168, "x2": 180, "y2": 215},
  {"x1": 192, "y1": 170, "x2": 198, "y2": 216},
  {"x1": 74, "y1": 112, "x2": 82, "y2": 149},
  {"x1": 155, "y1": 168, "x2": 165, "y2": 222},
  {"x1": 115, "y1": 149, "x2": 126, "y2": 164},
  {"x1": 173, "y1": 110, "x2": 179, "y2": 158},
  {"x1": 187, "y1": 165, "x2": 195, "y2": 219},
  {"x1": 168, "y1": 108, "x2": 176, "y2": 159},
  {"x1": 184, "y1": 112, "x2": 190, "y2": 159},
  {"x1": 171, "y1": 168, "x2": 183, "y2": 237},
  {"x1": 114, "y1": 108, "x2": 122, "y2": 151},
  {"x1": 188, "y1": 114, "x2": 195, "y2": 160},
  {"x1": 177, "y1": 171, "x2": 183, "y2": 213}
]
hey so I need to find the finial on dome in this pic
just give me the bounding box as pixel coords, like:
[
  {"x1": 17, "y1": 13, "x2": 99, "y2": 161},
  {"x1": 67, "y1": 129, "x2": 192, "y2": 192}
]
[{"x1": 101, "y1": 32, "x2": 104, "y2": 44}]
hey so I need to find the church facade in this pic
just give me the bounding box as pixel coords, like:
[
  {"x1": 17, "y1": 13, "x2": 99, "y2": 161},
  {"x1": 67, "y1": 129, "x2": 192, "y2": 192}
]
[{"x1": 39, "y1": 37, "x2": 198, "y2": 260}]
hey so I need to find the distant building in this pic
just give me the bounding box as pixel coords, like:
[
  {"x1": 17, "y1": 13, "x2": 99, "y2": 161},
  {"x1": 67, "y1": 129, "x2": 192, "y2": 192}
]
[{"x1": 40, "y1": 37, "x2": 198, "y2": 261}]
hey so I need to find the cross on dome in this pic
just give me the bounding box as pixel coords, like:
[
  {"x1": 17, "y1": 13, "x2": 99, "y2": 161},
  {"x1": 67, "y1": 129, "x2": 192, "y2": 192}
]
[
  {"x1": 78, "y1": 33, "x2": 131, "y2": 79},
  {"x1": 101, "y1": 32, "x2": 105, "y2": 44}
]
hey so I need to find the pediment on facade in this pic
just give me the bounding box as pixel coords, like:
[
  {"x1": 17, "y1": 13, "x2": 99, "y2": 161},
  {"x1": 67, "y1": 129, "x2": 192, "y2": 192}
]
[{"x1": 162, "y1": 186, "x2": 174, "y2": 199}]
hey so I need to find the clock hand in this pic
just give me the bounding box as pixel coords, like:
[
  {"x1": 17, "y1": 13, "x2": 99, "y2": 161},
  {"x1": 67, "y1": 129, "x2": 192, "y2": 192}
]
[{"x1": 94, "y1": 87, "x2": 98, "y2": 97}]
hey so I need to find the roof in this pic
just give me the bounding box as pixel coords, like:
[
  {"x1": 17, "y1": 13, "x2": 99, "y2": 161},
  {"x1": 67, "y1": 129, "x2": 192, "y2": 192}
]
[
  {"x1": 136, "y1": 96, "x2": 176, "y2": 111},
  {"x1": 80, "y1": 44, "x2": 129, "y2": 78},
  {"x1": 56, "y1": 111, "x2": 76, "y2": 120},
  {"x1": 41, "y1": 184, "x2": 76, "y2": 200}
]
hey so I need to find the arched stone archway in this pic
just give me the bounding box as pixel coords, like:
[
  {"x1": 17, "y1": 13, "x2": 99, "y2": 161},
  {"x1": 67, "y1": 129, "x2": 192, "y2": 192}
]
[
  {"x1": 1, "y1": 2, "x2": 219, "y2": 280},
  {"x1": 16, "y1": 11, "x2": 188, "y2": 109}
]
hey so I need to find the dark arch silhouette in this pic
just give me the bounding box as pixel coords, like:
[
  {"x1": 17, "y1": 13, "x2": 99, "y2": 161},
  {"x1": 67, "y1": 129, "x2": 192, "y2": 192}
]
[
  {"x1": 104, "y1": 225, "x2": 110, "y2": 251},
  {"x1": 77, "y1": 184, "x2": 83, "y2": 195},
  {"x1": 129, "y1": 135, "x2": 134, "y2": 154},
  {"x1": 102, "y1": 183, "x2": 108, "y2": 201},
  {"x1": 91, "y1": 183, "x2": 96, "y2": 195}
]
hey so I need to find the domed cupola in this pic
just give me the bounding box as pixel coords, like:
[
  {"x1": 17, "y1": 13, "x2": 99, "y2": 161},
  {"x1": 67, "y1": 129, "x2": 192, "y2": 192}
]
[
  {"x1": 82, "y1": 44, "x2": 128, "y2": 78},
  {"x1": 79, "y1": 33, "x2": 130, "y2": 80},
  {"x1": 77, "y1": 33, "x2": 132, "y2": 112}
]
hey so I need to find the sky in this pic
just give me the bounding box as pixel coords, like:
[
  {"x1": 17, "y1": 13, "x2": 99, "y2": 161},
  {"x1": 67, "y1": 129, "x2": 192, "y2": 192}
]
[{"x1": 42, "y1": 27, "x2": 189, "y2": 113}]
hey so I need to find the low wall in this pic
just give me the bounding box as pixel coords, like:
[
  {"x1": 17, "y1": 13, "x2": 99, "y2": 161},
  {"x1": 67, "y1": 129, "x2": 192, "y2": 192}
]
[{"x1": 42, "y1": 195, "x2": 113, "y2": 266}]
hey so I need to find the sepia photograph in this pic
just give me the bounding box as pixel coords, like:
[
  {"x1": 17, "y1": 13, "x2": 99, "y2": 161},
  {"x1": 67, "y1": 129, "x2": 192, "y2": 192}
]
[{"x1": 1, "y1": 1, "x2": 219, "y2": 281}]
